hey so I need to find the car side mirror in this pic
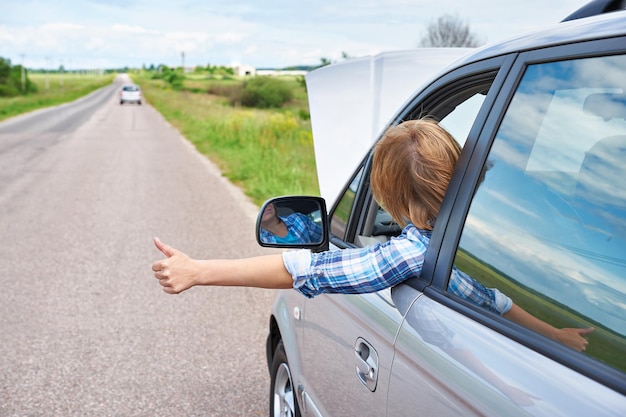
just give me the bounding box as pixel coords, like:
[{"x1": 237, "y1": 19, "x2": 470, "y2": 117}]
[{"x1": 256, "y1": 196, "x2": 329, "y2": 252}]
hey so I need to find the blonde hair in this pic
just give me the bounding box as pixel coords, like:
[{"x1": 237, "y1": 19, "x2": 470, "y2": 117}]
[{"x1": 371, "y1": 119, "x2": 461, "y2": 229}]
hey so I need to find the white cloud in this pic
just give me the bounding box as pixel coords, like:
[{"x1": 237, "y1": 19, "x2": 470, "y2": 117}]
[{"x1": 0, "y1": 0, "x2": 589, "y2": 69}]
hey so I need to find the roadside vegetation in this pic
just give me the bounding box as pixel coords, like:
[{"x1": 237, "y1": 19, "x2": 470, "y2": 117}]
[
  {"x1": 0, "y1": 62, "x2": 114, "y2": 122},
  {"x1": 134, "y1": 68, "x2": 318, "y2": 205},
  {"x1": 0, "y1": 55, "x2": 318, "y2": 206}
]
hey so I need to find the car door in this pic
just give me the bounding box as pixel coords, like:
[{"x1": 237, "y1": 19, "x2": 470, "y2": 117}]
[
  {"x1": 295, "y1": 48, "x2": 476, "y2": 417},
  {"x1": 387, "y1": 37, "x2": 626, "y2": 416},
  {"x1": 296, "y1": 161, "x2": 405, "y2": 417},
  {"x1": 297, "y1": 55, "x2": 508, "y2": 416}
]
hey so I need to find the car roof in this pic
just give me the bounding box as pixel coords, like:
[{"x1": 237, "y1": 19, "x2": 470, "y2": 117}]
[
  {"x1": 455, "y1": 10, "x2": 626, "y2": 67},
  {"x1": 306, "y1": 11, "x2": 626, "y2": 204}
]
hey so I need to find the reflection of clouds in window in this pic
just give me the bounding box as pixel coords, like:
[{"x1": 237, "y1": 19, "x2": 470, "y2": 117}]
[
  {"x1": 525, "y1": 56, "x2": 625, "y2": 95},
  {"x1": 500, "y1": 92, "x2": 549, "y2": 137},
  {"x1": 527, "y1": 88, "x2": 626, "y2": 173},
  {"x1": 493, "y1": 95, "x2": 546, "y2": 160},
  {"x1": 462, "y1": 201, "x2": 626, "y2": 335},
  {"x1": 456, "y1": 54, "x2": 626, "y2": 337},
  {"x1": 469, "y1": 190, "x2": 626, "y2": 290},
  {"x1": 486, "y1": 137, "x2": 528, "y2": 173},
  {"x1": 501, "y1": 55, "x2": 626, "y2": 176},
  {"x1": 577, "y1": 55, "x2": 626, "y2": 89},
  {"x1": 580, "y1": 284, "x2": 626, "y2": 337},
  {"x1": 483, "y1": 188, "x2": 541, "y2": 220},
  {"x1": 576, "y1": 138, "x2": 626, "y2": 207}
]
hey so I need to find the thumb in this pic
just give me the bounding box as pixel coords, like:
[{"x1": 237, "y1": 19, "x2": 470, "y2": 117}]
[
  {"x1": 579, "y1": 327, "x2": 595, "y2": 336},
  {"x1": 154, "y1": 237, "x2": 177, "y2": 258}
]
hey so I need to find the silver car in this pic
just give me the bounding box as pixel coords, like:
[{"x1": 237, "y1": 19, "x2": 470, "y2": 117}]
[
  {"x1": 258, "y1": 4, "x2": 626, "y2": 417},
  {"x1": 119, "y1": 84, "x2": 142, "y2": 105}
]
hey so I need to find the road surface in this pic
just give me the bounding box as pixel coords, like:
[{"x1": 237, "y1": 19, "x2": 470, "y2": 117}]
[{"x1": 0, "y1": 75, "x2": 276, "y2": 416}]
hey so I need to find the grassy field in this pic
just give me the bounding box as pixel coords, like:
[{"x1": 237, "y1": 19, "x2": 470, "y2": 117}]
[
  {"x1": 0, "y1": 72, "x2": 115, "y2": 122},
  {"x1": 133, "y1": 72, "x2": 319, "y2": 206}
]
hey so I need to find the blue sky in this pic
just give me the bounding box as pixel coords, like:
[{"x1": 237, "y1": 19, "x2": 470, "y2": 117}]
[{"x1": 1, "y1": 0, "x2": 588, "y2": 70}]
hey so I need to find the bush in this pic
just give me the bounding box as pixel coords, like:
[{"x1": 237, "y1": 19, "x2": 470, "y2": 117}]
[
  {"x1": 0, "y1": 57, "x2": 37, "y2": 97},
  {"x1": 165, "y1": 71, "x2": 185, "y2": 90},
  {"x1": 0, "y1": 84, "x2": 19, "y2": 97},
  {"x1": 238, "y1": 76, "x2": 293, "y2": 108},
  {"x1": 150, "y1": 66, "x2": 185, "y2": 90}
]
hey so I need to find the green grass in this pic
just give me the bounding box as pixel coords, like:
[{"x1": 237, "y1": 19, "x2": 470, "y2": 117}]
[
  {"x1": 0, "y1": 73, "x2": 115, "y2": 122},
  {"x1": 135, "y1": 73, "x2": 319, "y2": 206}
]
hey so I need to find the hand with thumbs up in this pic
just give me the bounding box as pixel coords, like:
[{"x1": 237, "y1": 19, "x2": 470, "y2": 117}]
[
  {"x1": 151, "y1": 237, "x2": 293, "y2": 294},
  {"x1": 151, "y1": 237, "x2": 204, "y2": 294}
]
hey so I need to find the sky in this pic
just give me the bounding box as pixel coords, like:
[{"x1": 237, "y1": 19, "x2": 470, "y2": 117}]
[{"x1": 1, "y1": 0, "x2": 590, "y2": 70}]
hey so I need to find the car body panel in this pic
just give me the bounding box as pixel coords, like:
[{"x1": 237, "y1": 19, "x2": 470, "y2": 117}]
[
  {"x1": 298, "y1": 290, "x2": 403, "y2": 417},
  {"x1": 269, "y1": 290, "x2": 306, "y2": 384},
  {"x1": 388, "y1": 286, "x2": 626, "y2": 417},
  {"x1": 305, "y1": 48, "x2": 472, "y2": 204},
  {"x1": 452, "y1": 11, "x2": 626, "y2": 69}
]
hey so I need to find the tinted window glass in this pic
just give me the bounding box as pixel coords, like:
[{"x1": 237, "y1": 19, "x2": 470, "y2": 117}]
[
  {"x1": 453, "y1": 54, "x2": 626, "y2": 371},
  {"x1": 330, "y1": 165, "x2": 364, "y2": 240}
]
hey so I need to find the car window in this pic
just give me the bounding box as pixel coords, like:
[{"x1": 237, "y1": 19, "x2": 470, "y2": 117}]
[
  {"x1": 452, "y1": 53, "x2": 626, "y2": 372},
  {"x1": 350, "y1": 83, "x2": 490, "y2": 248},
  {"x1": 330, "y1": 164, "x2": 365, "y2": 241},
  {"x1": 438, "y1": 93, "x2": 485, "y2": 147}
]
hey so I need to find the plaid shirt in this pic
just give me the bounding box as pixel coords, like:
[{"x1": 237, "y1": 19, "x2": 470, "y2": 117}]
[
  {"x1": 260, "y1": 213, "x2": 323, "y2": 244},
  {"x1": 283, "y1": 223, "x2": 512, "y2": 315}
]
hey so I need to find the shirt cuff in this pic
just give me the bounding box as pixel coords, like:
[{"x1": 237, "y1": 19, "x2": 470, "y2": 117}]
[
  {"x1": 282, "y1": 250, "x2": 316, "y2": 297},
  {"x1": 492, "y1": 288, "x2": 513, "y2": 314}
]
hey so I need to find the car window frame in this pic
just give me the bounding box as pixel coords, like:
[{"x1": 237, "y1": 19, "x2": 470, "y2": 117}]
[
  {"x1": 387, "y1": 55, "x2": 517, "y2": 290},
  {"x1": 426, "y1": 36, "x2": 626, "y2": 395},
  {"x1": 324, "y1": 57, "x2": 514, "y2": 306},
  {"x1": 328, "y1": 57, "x2": 510, "y2": 251}
]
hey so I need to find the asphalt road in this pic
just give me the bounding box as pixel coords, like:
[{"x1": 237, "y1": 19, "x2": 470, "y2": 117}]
[{"x1": 0, "y1": 75, "x2": 276, "y2": 416}]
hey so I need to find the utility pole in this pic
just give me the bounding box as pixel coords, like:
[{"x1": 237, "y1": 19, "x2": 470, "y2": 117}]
[
  {"x1": 45, "y1": 57, "x2": 50, "y2": 92},
  {"x1": 181, "y1": 51, "x2": 185, "y2": 72},
  {"x1": 20, "y1": 54, "x2": 25, "y2": 93},
  {"x1": 59, "y1": 59, "x2": 64, "y2": 87}
]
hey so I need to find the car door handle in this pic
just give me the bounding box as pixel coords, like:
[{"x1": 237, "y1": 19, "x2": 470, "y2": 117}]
[{"x1": 354, "y1": 338, "x2": 379, "y2": 392}]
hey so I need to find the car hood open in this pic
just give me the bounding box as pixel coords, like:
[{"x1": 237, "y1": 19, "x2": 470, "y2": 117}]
[{"x1": 305, "y1": 48, "x2": 472, "y2": 204}]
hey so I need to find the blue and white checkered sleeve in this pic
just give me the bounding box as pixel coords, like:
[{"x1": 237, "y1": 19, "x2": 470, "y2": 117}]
[
  {"x1": 282, "y1": 230, "x2": 428, "y2": 298},
  {"x1": 282, "y1": 249, "x2": 316, "y2": 297},
  {"x1": 448, "y1": 268, "x2": 512, "y2": 314}
]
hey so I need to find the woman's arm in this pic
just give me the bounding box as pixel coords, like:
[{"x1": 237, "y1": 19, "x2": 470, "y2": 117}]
[
  {"x1": 151, "y1": 238, "x2": 293, "y2": 294},
  {"x1": 503, "y1": 303, "x2": 594, "y2": 352}
]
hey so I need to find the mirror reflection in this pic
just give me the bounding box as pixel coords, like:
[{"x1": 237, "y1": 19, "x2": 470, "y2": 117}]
[{"x1": 259, "y1": 198, "x2": 324, "y2": 245}]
